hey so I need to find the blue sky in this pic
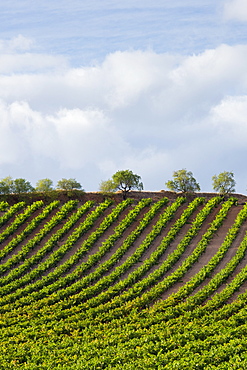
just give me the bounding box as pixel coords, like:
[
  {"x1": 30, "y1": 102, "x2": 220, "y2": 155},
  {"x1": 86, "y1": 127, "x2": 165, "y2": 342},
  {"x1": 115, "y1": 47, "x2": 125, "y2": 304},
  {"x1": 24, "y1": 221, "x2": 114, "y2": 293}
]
[
  {"x1": 1, "y1": 0, "x2": 247, "y2": 193},
  {"x1": 1, "y1": 1, "x2": 245, "y2": 63}
]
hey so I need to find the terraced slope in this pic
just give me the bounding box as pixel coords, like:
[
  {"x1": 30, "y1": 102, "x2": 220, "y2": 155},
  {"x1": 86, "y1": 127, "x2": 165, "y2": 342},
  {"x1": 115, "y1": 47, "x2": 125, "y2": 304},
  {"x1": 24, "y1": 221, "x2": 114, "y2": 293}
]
[{"x1": 1, "y1": 195, "x2": 247, "y2": 369}]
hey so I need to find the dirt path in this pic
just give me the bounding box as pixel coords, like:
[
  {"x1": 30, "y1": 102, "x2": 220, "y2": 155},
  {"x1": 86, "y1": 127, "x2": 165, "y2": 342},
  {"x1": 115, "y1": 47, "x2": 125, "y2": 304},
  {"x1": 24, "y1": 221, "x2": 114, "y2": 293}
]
[
  {"x1": 149, "y1": 205, "x2": 244, "y2": 301},
  {"x1": 2, "y1": 196, "x2": 247, "y2": 307}
]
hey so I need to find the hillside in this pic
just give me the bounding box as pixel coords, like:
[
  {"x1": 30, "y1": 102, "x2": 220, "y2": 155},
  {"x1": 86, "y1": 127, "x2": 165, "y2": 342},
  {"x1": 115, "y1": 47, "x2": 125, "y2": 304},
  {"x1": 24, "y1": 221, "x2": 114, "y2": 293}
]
[{"x1": 1, "y1": 192, "x2": 247, "y2": 368}]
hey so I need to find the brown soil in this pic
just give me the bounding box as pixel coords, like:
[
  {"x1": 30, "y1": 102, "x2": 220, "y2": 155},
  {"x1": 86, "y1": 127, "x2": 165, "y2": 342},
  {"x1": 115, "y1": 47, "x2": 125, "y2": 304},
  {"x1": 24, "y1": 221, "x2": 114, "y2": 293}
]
[
  {"x1": 159, "y1": 205, "x2": 245, "y2": 299},
  {"x1": 1, "y1": 192, "x2": 247, "y2": 306}
]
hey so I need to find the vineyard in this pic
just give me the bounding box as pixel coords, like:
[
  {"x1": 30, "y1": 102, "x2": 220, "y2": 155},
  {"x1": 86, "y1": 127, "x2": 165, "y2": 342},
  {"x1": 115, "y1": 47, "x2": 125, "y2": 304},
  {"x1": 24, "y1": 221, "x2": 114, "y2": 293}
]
[{"x1": 1, "y1": 193, "x2": 247, "y2": 369}]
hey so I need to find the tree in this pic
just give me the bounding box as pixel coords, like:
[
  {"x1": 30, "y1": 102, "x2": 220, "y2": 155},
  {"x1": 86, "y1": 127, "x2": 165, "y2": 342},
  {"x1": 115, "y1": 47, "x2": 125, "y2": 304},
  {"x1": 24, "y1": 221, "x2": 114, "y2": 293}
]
[
  {"x1": 99, "y1": 169, "x2": 143, "y2": 199},
  {"x1": 56, "y1": 178, "x2": 82, "y2": 191},
  {"x1": 0, "y1": 177, "x2": 34, "y2": 194},
  {"x1": 99, "y1": 179, "x2": 116, "y2": 193},
  {"x1": 212, "y1": 171, "x2": 236, "y2": 195},
  {"x1": 0, "y1": 176, "x2": 14, "y2": 194},
  {"x1": 35, "y1": 179, "x2": 53, "y2": 192},
  {"x1": 165, "y1": 169, "x2": 200, "y2": 193},
  {"x1": 12, "y1": 178, "x2": 34, "y2": 194}
]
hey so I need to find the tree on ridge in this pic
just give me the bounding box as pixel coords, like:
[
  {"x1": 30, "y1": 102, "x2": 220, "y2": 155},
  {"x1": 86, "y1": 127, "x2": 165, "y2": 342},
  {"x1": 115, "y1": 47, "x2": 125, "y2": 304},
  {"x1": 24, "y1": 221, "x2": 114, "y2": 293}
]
[
  {"x1": 212, "y1": 171, "x2": 236, "y2": 195},
  {"x1": 165, "y1": 169, "x2": 200, "y2": 193},
  {"x1": 56, "y1": 178, "x2": 82, "y2": 191},
  {"x1": 99, "y1": 169, "x2": 143, "y2": 199},
  {"x1": 35, "y1": 179, "x2": 54, "y2": 192}
]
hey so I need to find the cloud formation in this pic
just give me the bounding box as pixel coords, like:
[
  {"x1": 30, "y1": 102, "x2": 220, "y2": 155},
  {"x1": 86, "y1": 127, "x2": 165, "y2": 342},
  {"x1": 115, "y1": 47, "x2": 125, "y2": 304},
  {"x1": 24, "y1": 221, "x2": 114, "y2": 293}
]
[
  {"x1": 1, "y1": 35, "x2": 247, "y2": 193},
  {"x1": 224, "y1": 0, "x2": 247, "y2": 22},
  {"x1": 0, "y1": 35, "x2": 34, "y2": 53}
]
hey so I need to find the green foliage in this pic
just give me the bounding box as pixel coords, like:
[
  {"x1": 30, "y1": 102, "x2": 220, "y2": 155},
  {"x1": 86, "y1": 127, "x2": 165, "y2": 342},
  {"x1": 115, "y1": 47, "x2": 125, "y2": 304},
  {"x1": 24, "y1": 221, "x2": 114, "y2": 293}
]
[
  {"x1": 100, "y1": 169, "x2": 143, "y2": 199},
  {"x1": 0, "y1": 176, "x2": 14, "y2": 194},
  {"x1": 35, "y1": 178, "x2": 53, "y2": 192},
  {"x1": 0, "y1": 201, "x2": 8, "y2": 211},
  {"x1": 56, "y1": 178, "x2": 83, "y2": 191},
  {"x1": 1, "y1": 197, "x2": 247, "y2": 368},
  {"x1": 166, "y1": 169, "x2": 200, "y2": 193},
  {"x1": 12, "y1": 178, "x2": 34, "y2": 193},
  {"x1": 0, "y1": 177, "x2": 34, "y2": 194},
  {"x1": 99, "y1": 179, "x2": 116, "y2": 193},
  {"x1": 212, "y1": 171, "x2": 236, "y2": 195},
  {"x1": 0, "y1": 202, "x2": 26, "y2": 227}
]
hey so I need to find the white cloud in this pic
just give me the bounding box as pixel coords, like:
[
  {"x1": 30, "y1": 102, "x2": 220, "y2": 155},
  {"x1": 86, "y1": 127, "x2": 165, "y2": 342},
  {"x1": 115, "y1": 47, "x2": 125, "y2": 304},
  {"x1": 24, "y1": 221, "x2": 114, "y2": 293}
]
[
  {"x1": 0, "y1": 35, "x2": 68, "y2": 74},
  {"x1": 211, "y1": 95, "x2": 247, "y2": 143},
  {"x1": 0, "y1": 54, "x2": 68, "y2": 74},
  {"x1": 0, "y1": 35, "x2": 34, "y2": 53},
  {"x1": 46, "y1": 108, "x2": 129, "y2": 168},
  {"x1": 0, "y1": 100, "x2": 129, "y2": 168},
  {"x1": 1, "y1": 40, "x2": 247, "y2": 192},
  {"x1": 224, "y1": 0, "x2": 247, "y2": 22}
]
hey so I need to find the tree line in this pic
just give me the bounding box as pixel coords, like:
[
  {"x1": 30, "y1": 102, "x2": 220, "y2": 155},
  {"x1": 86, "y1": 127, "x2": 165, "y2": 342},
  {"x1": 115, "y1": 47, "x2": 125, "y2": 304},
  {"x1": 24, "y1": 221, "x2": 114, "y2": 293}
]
[
  {"x1": 0, "y1": 169, "x2": 237, "y2": 198},
  {"x1": 99, "y1": 169, "x2": 237, "y2": 198},
  {"x1": 165, "y1": 169, "x2": 236, "y2": 195},
  {"x1": 0, "y1": 177, "x2": 82, "y2": 195}
]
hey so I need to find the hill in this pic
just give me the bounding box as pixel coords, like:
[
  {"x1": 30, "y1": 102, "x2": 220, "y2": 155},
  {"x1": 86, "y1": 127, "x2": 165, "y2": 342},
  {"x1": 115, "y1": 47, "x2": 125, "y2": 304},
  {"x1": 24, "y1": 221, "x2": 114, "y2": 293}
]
[{"x1": 1, "y1": 192, "x2": 247, "y2": 368}]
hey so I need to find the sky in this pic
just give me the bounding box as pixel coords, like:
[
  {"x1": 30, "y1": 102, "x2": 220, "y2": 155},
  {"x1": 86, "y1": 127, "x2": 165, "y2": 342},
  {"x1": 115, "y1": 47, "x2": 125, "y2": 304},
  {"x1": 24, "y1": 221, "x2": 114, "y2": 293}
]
[{"x1": 1, "y1": 0, "x2": 247, "y2": 194}]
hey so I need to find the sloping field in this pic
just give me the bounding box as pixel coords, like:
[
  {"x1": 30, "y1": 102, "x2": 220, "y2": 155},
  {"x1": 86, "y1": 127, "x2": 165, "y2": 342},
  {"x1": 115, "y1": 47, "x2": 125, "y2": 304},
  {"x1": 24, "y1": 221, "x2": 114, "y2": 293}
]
[{"x1": 1, "y1": 194, "x2": 247, "y2": 369}]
